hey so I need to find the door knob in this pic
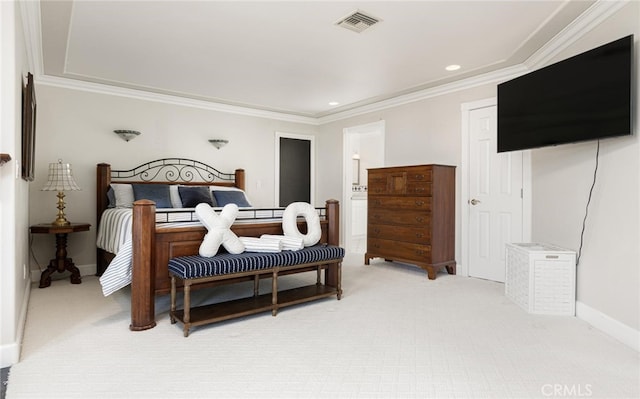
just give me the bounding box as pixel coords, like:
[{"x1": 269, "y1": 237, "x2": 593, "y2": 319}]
[{"x1": 469, "y1": 198, "x2": 481, "y2": 205}]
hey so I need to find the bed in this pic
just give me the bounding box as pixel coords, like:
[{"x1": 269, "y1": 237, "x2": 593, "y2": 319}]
[{"x1": 96, "y1": 158, "x2": 340, "y2": 331}]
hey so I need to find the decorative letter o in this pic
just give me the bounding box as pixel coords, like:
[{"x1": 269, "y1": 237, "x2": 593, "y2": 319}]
[{"x1": 282, "y1": 202, "x2": 321, "y2": 247}]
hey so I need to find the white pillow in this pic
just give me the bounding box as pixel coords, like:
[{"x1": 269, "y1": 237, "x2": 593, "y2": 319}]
[
  {"x1": 209, "y1": 185, "x2": 242, "y2": 191},
  {"x1": 110, "y1": 184, "x2": 134, "y2": 208},
  {"x1": 195, "y1": 203, "x2": 245, "y2": 257},
  {"x1": 169, "y1": 185, "x2": 182, "y2": 208},
  {"x1": 282, "y1": 202, "x2": 321, "y2": 247}
]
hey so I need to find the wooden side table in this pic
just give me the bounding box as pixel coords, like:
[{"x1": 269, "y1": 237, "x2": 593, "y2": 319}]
[{"x1": 30, "y1": 222, "x2": 91, "y2": 288}]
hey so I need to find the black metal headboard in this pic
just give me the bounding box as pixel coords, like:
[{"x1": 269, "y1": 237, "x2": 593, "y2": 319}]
[{"x1": 110, "y1": 158, "x2": 236, "y2": 184}]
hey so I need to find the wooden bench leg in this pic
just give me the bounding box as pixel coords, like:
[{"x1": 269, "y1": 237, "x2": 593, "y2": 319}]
[
  {"x1": 183, "y1": 282, "x2": 191, "y2": 337},
  {"x1": 337, "y1": 262, "x2": 342, "y2": 300},
  {"x1": 271, "y1": 269, "x2": 278, "y2": 316},
  {"x1": 170, "y1": 275, "x2": 177, "y2": 324},
  {"x1": 253, "y1": 274, "x2": 259, "y2": 296}
]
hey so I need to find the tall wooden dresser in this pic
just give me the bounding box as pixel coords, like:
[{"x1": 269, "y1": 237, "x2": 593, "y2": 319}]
[{"x1": 365, "y1": 164, "x2": 456, "y2": 279}]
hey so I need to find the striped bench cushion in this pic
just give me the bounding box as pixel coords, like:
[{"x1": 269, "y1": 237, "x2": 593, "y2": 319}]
[{"x1": 168, "y1": 245, "x2": 345, "y2": 279}]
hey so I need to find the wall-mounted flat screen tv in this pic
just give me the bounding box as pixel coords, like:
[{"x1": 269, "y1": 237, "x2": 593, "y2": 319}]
[{"x1": 497, "y1": 34, "x2": 633, "y2": 153}]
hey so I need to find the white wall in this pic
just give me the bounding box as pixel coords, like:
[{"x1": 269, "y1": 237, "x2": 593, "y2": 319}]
[
  {"x1": 1, "y1": 1, "x2": 32, "y2": 368},
  {"x1": 317, "y1": 2, "x2": 639, "y2": 340},
  {"x1": 317, "y1": 85, "x2": 496, "y2": 266},
  {"x1": 531, "y1": 3, "x2": 639, "y2": 332},
  {"x1": 29, "y1": 85, "x2": 319, "y2": 275}
]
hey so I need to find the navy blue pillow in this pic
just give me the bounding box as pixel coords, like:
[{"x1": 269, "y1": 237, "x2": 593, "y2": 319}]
[
  {"x1": 212, "y1": 190, "x2": 252, "y2": 207},
  {"x1": 178, "y1": 186, "x2": 215, "y2": 208},
  {"x1": 106, "y1": 187, "x2": 116, "y2": 208},
  {"x1": 132, "y1": 184, "x2": 173, "y2": 208}
]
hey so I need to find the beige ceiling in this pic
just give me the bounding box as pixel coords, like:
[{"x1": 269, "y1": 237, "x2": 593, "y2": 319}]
[{"x1": 37, "y1": 1, "x2": 596, "y2": 119}]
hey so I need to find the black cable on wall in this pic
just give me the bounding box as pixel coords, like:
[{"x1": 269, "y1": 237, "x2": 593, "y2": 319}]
[{"x1": 576, "y1": 140, "x2": 600, "y2": 267}]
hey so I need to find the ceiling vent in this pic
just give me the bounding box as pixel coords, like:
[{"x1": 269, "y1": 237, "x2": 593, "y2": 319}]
[{"x1": 336, "y1": 10, "x2": 381, "y2": 33}]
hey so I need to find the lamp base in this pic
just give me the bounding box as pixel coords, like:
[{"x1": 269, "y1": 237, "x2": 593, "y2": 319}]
[
  {"x1": 52, "y1": 218, "x2": 71, "y2": 227},
  {"x1": 52, "y1": 191, "x2": 71, "y2": 226}
]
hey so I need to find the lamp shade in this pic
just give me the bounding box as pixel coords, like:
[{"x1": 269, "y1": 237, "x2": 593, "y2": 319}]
[{"x1": 41, "y1": 160, "x2": 81, "y2": 191}]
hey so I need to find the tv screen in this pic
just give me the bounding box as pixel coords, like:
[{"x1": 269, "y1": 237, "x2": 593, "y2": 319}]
[{"x1": 497, "y1": 35, "x2": 633, "y2": 153}]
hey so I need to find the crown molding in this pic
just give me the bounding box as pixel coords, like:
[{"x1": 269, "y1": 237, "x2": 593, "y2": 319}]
[
  {"x1": 316, "y1": 65, "x2": 528, "y2": 125},
  {"x1": 525, "y1": 0, "x2": 630, "y2": 70},
  {"x1": 25, "y1": 0, "x2": 622, "y2": 126},
  {"x1": 37, "y1": 75, "x2": 320, "y2": 125},
  {"x1": 19, "y1": 0, "x2": 43, "y2": 76}
]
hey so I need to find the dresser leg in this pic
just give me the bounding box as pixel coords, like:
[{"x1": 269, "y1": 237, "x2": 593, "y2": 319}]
[{"x1": 445, "y1": 263, "x2": 456, "y2": 275}]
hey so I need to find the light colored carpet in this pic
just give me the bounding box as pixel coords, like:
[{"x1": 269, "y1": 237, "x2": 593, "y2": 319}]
[{"x1": 7, "y1": 254, "x2": 639, "y2": 398}]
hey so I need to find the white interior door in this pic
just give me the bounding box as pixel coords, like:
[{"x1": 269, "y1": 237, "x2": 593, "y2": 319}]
[{"x1": 468, "y1": 105, "x2": 523, "y2": 282}]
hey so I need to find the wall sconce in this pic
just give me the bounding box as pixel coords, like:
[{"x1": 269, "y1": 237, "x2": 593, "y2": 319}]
[
  {"x1": 209, "y1": 139, "x2": 229, "y2": 149},
  {"x1": 41, "y1": 160, "x2": 81, "y2": 226},
  {"x1": 114, "y1": 130, "x2": 141, "y2": 142}
]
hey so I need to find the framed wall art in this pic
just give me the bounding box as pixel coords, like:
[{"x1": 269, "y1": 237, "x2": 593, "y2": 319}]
[{"x1": 21, "y1": 72, "x2": 36, "y2": 181}]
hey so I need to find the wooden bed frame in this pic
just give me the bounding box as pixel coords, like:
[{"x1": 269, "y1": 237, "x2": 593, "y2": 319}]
[{"x1": 96, "y1": 159, "x2": 340, "y2": 331}]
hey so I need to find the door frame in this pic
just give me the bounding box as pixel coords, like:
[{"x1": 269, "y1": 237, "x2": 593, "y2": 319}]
[
  {"x1": 274, "y1": 131, "x2": 315, "y2": 206},
  {"x1": 460, "y1": 98, "x2": 532, "y2": 277},
  {"x1": 342, "y1": 120, "x2": 385, "y2": 253}
]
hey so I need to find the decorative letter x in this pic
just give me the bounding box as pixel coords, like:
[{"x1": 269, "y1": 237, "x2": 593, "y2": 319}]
[{"x1": 195, "y1": 203, "x2": 245, "y2": 257}]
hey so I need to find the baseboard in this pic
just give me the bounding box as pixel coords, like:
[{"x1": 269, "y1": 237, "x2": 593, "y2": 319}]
[
  {"x1": 0, "y1": 278, "x2": 31, "y2": 367},
  {"x1": 30, "y1": 263, "x2": 97, "y2": 282},
  {"x1": 576, "y1": 301, "x2": 639, "y2": 352},
  {"x1": 0, "y1": 341, "x2": 20, "y2": 369}
]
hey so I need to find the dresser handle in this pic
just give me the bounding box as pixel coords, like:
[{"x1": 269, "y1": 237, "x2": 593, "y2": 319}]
[
  {"x1": 375, "y1": 199, "x2": 382, "y2": 206},
  {"x1": 415, "y1": 174, "x2": 425, "y2": 180},
  {"x1": 415, "y1": 217, "x2": 424, "y2": 223},
  {"x1": 374, "y1": 228, "x2": 380, "y2": 234},
  {"x1": 415, "y1": 200, "x2": 425, "y2": 206},
  {"x1": 416, "y1": 250, "x2": 425, "y2": 256},
  {"x1": 416, "y1": 233, "x2": 423, "y2": 238},
  {"x1": 415, "y1": 187, "x2": 425, "y2": 192}
]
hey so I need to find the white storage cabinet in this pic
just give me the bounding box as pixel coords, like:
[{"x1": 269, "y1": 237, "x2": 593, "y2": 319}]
[{"x1": 505, "y1": 243, "x2": 576, "y2": 316}]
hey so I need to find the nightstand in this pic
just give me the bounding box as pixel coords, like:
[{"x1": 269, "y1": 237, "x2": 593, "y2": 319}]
[{"x1": 30, "y1": 223, "x2": 91, "y2": 288}]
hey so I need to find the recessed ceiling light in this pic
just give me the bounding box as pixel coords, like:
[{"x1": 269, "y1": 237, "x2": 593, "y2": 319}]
[
  {"x1": 445, "y1": 64, "x2": 461, "y2": 71},
  {"x1": 328, "y1": 101, "x2": 340, "y2": 106}
]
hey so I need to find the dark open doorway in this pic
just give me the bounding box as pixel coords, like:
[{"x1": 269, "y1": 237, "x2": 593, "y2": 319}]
[{"x1": 278, "y1": 136, "x2": 311, "y2": 207}]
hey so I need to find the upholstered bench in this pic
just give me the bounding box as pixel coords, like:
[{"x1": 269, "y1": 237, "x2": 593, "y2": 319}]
[{"x1": 168, "y1": 244, "x2": 344, "y2": 336}]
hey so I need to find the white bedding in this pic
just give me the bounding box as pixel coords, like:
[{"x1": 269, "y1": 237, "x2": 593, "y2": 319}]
[
  {"x1": 97, "y1": 207, "x2": 281, "y2": 296},
  {"x1": 97, "y1": 208, "x2": 202, "y2": 296},
  {"x1": 95, "y1": 208, "x2": 134, "y2": 255},
  {"x1": 97, "y1": 206, "x2": 320, "y2": 296}
]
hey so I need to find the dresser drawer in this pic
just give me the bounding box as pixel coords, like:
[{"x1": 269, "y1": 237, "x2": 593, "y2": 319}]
[
  {"x1": 368, "y1": 171, "x2": 410, "y2": 195},
  {"x1": 369, "y1": 209, "x2": 430, "y2": 227},
  {"x1": 368, "y1": 196, "x2": 432, "y2": 211},
  {"x1": 368, "y1": 182, "x2": 388, "y2": 195},
  {"x1": 368, "y1": 171, "x2": 388, "y2": 195},
  {"x1": 406, "y1": 168, "x2": 432, "y2": 182},
  {"x1": 368, "y1": 223, "x2": 431, "y2": 244},
  {"x1": 406, "y1": 182, "x2": 431, "y2": 196},
  {"x1": 367, "y1": 238, "x2": 431, "y2": 261}
]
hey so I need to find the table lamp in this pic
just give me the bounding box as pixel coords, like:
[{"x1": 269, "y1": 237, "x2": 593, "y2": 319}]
[{"x1": 41, "y1": 160, "x2": 81, "y2": 226}]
